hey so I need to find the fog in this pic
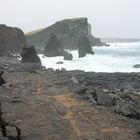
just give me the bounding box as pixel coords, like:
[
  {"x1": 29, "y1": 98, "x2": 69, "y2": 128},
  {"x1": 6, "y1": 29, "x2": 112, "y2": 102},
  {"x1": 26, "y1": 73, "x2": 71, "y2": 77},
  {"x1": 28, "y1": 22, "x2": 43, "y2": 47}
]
[{"x1": 0, "y1": 0, "x2": 140, "y2": 38}]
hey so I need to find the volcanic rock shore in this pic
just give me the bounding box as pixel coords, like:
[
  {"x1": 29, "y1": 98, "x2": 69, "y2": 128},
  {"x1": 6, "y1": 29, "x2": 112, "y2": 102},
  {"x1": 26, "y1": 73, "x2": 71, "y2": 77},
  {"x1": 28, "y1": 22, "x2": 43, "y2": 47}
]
[{"x1": 0, "y1": 64, "x2": 140, "y2": 140}]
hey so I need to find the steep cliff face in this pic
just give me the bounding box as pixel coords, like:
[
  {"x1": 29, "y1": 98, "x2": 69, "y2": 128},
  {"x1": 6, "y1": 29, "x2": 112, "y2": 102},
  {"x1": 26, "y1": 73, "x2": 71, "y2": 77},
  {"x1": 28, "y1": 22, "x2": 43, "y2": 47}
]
[
  {"x1": 0, "y1": 25, "x2": 27, "y2": 56},
  {"x1": 26, "y1": 18, "x2": 104, "y2": 50}
]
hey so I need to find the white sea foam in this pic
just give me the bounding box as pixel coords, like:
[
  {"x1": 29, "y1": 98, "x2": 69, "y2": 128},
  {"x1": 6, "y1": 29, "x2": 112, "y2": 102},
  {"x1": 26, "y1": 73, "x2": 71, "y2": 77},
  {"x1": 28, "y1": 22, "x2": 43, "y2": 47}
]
[{"x1": 39, "y1": 42, "x2": 140, "y2": 72}]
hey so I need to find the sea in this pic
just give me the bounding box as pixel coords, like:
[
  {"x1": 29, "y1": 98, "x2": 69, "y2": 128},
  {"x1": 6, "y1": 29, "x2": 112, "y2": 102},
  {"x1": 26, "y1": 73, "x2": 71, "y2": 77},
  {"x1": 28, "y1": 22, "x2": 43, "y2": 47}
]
[{"x1": 39, "y1": 42, "x2": 140, "y2": 73}]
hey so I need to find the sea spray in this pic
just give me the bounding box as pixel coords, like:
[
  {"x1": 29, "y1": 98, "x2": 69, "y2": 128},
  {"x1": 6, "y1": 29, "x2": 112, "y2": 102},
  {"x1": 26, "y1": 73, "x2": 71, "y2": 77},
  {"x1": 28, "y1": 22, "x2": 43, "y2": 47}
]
[{"x1": 39, "y1": 42, "x2": 140, "y2": 72}]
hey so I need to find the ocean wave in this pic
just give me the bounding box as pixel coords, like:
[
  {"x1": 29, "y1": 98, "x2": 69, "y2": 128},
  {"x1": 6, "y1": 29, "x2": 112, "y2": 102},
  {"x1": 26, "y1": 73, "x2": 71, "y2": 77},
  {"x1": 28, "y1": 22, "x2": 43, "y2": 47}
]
[{"x1": 39, "y1": 42, "x2": 140, "y2": 72}]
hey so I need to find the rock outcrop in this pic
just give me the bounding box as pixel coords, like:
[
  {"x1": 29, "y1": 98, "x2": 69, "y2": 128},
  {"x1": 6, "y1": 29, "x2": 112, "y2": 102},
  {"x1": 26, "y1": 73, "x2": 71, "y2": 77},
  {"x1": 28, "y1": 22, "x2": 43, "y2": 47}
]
[
  {"x1": 44, "y1": 34, "x2": 65, "y2": 57},
  {"x1": 21, "y1": 45, "x2": 41, "y2": 64},
  {"x1": 64, "y1": 51, "x2": 73, "y2": 60},
  {"x1": 26, "y1": 17, "x2": 106, "y2": 51},
  {"x1": 78, "y1": 37, "x2": 94, "y2": 58},
  {"x1": 76, "y1": 72, "x2": 140, "y2": 121},
  {"x1": 133, "y1": 64, "x2": 140, "y2": 69},
  {"x1": 0, "y1": 24, "x2": 27, "y2": 56},
  {"x1": 44, "y1": 34, "x2": 73, "y2": 60}
]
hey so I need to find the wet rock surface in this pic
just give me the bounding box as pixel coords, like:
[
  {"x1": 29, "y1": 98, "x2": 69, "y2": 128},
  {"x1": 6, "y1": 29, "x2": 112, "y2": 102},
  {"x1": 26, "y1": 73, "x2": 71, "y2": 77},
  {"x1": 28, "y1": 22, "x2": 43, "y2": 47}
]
[{"x1": 0, "y1": 68, "x2": 140, "y2": 139}]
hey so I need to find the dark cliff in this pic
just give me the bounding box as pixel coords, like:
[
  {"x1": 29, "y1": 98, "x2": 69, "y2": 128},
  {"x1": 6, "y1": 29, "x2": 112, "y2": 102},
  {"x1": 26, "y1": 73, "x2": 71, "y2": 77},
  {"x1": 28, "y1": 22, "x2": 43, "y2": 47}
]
[
  {"x1": 26, "y1": 17, "x2": 105, "y2": 50},
  {"x1": 0, "y1": 24, "x2": 27, "y2": 56}
]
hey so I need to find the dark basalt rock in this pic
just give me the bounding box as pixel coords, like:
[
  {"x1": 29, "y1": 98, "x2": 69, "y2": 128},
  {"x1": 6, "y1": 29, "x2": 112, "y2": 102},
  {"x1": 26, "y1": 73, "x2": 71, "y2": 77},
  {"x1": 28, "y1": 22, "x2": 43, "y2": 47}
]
[
  {"x1": 0, "y1": 69, "x2": 140, "y2": 139},
  {"x1": 56, "y1": 61, "x2": 64, "y2": 64},
  {"x1": 0, "y1": 24, "x2": 27, "y2": 56},
  {"x1": 64, "y1": 51, "x2": 73, "y2": 60},
  {"x1": 75, "y1": 72, "x2": 140, "y2": 121},
  {"x1": 44, "y1": 34, "x2": 65, "y2": 57},
  {"x1": 21, "y1": 45, "x2": 41, "y2": 64},
  {"x1": 96, "y1": 92, "x2": 116, "y2": 107},
  {"x1": 114, "y1": 99, "x2": 140, "y2": 119},
  {"x1": 26, "y1": 17, "x2": 106, "y2": 50},
  {"x1": 44, "y1": 34, "x2": 72, "y2": 60},
  {"x1": 78, "y1": 37, "x2": 94, "y2": 58},
  {"x1": 133, "y1": 64, "x2": 140, "y2": 69}
]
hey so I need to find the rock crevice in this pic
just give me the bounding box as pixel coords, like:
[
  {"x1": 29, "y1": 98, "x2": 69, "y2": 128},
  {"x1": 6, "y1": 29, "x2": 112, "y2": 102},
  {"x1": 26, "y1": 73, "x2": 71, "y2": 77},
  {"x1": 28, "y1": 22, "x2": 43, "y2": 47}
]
[{"x1": 0, "y1": 102, "x2": 21, "y2": 140}]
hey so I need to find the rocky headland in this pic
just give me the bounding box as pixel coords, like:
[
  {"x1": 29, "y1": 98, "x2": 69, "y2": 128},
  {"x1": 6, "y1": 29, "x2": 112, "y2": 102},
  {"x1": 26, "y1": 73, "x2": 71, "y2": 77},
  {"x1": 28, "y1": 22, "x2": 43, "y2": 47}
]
[{"x1": 26, "y1": 17, "x2": 107, "y2": 52}]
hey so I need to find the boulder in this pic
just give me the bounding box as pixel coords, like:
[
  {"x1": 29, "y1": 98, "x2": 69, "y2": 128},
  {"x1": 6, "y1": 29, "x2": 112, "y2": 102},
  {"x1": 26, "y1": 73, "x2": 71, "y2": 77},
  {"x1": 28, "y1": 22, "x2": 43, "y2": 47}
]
[
  {"x1": 64, "y1": 51, "x2": 73, "y2": 60},
  {"x1": 114, "y1": 100, "x2": 140, "y2": 119},
  {"x1": 21, "y1": 45, "x2": 41, "y2": 64},
  {"x1": 133, "y1": 64, "x2": 140, "y2": 69},
  {"x1": 78, "y1": 37, "x2": 94, "y2": 58},
  {"x1": 96, "y1": 92, "x2": 116, "y2": 107},
  {"x1": 26, "y1": 17, "x2": 105, "y2": 50},
  {"x1": 0, "y1": 24, "x2": 27, "y2": 56},
  {"x1": 56, "y1": 61, "x2": 64, "y2": 64},
  {"x1": 44, "y1": 34, "x2": 65, "y2": 57},
  {"x1": 77, "y1": 89, "x2": 97, "y2": 104}
]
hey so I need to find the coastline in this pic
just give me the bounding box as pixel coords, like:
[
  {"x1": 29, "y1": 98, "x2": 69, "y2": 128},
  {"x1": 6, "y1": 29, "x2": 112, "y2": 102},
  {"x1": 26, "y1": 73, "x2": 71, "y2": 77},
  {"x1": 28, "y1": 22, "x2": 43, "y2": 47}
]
[{"x1": 38, "y1": 42, "x2": 140, "y2": 73}]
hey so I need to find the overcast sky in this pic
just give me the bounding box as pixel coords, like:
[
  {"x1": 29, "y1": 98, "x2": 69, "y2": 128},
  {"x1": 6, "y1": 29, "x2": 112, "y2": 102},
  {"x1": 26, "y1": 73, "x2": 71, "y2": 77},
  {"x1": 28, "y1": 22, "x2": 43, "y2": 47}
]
[{"x1": 0, "y1": 0, "x2": 140, "y2": 38}]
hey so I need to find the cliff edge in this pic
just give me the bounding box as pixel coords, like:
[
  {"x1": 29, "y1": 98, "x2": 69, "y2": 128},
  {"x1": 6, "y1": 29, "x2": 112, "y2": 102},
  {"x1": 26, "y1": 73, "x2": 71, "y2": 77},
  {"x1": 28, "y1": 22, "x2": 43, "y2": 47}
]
[{"x1": 26, "y1": 17, "x2": 105, "y2": 51}]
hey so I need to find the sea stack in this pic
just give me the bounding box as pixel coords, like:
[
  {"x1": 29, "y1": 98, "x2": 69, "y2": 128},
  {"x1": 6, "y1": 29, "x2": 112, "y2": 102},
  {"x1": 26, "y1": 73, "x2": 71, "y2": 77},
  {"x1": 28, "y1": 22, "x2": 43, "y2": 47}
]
[
  {"x1": 78, "y1": 37, "x2": 94, "y2": 58},
  {"x1": 21, "y1": 45, "x2": 41, "y2": 64},
  {"x1": 44, "y1": 33, "x2": 65, "y2": 57},
  {"x1": 44, "y1": 33, "x2": 73, "y2": 60}
]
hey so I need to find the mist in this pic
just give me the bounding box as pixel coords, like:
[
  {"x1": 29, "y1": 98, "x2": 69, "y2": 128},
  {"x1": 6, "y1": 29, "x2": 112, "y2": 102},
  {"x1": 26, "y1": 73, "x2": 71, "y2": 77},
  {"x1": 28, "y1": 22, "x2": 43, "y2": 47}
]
[{"x1": 0, "y1": 0, "x2": 140, "y2": 38}]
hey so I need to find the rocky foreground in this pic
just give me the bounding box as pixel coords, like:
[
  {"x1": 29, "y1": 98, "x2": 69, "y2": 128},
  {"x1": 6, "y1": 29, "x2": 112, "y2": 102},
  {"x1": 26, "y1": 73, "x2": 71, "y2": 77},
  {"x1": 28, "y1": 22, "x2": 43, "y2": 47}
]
[{"x1": 0, "y1": 65, "x2": 140, "y2": 140}]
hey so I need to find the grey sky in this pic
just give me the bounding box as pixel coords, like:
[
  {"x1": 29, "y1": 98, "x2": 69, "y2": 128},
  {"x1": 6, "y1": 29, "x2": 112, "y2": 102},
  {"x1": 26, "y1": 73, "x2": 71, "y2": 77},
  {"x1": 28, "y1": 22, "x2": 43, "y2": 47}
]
[{"x1": 0, "y1": 0, "x2": 140, "y2": 38}]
